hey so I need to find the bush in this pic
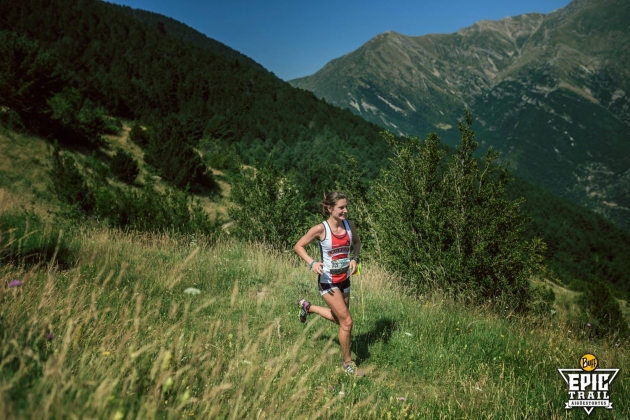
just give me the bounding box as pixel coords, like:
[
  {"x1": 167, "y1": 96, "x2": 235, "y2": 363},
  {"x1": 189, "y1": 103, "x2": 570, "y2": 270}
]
[
  {"x1": 48, "y1": 142, "x2": 219, "y2": 236},
  {"x1": 110, "y1": 148, "x2": 139, "y2": 184},
  {"x1": 129, "y1": 122, "x2": 149, "y2": 147},
  {"x1": 144, "y1": 116, "x2": 209, "y2": 189},
  {"x1": 229, "y1": 158, "x2": 311, "y2": 249},
  {"x1": 370, "y1": 111, "x2": 543, "y2": 311},
  {"x1": 577, "y1": 278, "x2": 629, "y2": 339},
  {"x1": 0, "y1": 211, "x2": 75, "y2": 269},
  {"x1": 48, "y1": 141, "x2": 94, "y2": 214},
  {"x1": 47, "y1": 89, "x2": 107, "y2": 145},
  {"x1": 93, "y1": 183, "x2": 221, "y2": 236}
]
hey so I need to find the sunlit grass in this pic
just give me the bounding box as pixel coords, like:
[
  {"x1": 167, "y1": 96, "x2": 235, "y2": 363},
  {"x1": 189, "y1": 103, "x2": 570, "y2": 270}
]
[{"x1": 1, "y1": 216, "x2": 628, "y2": 418}]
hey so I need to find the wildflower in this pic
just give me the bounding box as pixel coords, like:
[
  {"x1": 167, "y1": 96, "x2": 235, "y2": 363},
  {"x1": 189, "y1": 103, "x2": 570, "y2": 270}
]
[
  {"x1": 398, "y1": 397, "x2": 406, "y2": 401},
  {"x1": 184, "y1": 287, "x2": 201, "y2": 295},
  {"x1": 103, "y1": 351, "x2": 111, "y2": 356},
  {"x1": 47, "y1": 333, "x2": 54, "y2": 341},
  {"x1": 587, "y1": 323, "x2": 591, "y2": 327},
  {"x1": 8, "y1": 280, "x2": 22, "y2": 288}
]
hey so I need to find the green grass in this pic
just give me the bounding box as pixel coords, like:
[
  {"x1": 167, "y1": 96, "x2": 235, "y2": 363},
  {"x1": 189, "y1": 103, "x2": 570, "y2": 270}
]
[{"x1": 1, "y1": 215, "x2": 628, "y2": 419}]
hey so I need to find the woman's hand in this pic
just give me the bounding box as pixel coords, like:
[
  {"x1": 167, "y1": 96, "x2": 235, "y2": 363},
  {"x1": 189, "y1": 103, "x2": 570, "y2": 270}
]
[
  {"x1": 349, "y1": 259, "x2": 357, "y2": 275},
  {"x1": 312, "y1": 262, "x2": 324, "y2": 275}
]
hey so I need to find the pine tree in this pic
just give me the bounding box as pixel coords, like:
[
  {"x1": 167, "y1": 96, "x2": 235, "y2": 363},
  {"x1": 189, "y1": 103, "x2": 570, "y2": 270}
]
[{"x1": 371, "y1": 111, "x2": 543, "y2": 311}]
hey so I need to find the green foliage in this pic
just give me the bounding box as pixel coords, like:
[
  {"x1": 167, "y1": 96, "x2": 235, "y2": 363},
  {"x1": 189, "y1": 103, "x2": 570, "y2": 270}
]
[
  {"x1": 371, "y1": 111, "x2": 543, "y2": 311},
  {"x1": 48, "y1": 141, "x2": 94, "y2": 214},
  {"x1": 144, "y1": 116, "x2": 211, "y2": 191},
  {"x1": 0, "y1": 108, "x2": 25, "y2": 131},
  {"x1": 47, "y1": 143, "x2": 220, "y2": 236},
  {"x1": 577, "y1": 278, "x2": 629, "y2": 339},
  {"x1": 110, "y1": 148, "x2": 139, "y2": 184},
  {"x1": 334, "y1": 153, "x2": 378, "y2": 257},
  {"x1": 0, "y1": 211, "x2": 75, "y2": 269},
  {"x1": 229, "y1": 158, "x2": 311, "y2": 249},
  {"x1": 508, "y1": 179, "x2": 630, "y2": 299},
  {"x1": 0, "y1": 30, "x2": 62, "y2": 134},
  {"x1": 129, "y1": 122, "x2": 149, "y2": 147},
  {"x1": 200, "y1": 138, "x2": 240, "y2": 173},
  {"x1": 47, "y1": 89, "x2": 107, "y2": 145},
  {"x1": 84, "y1": 151, "x2": 110, "y2": 185},
  {"x1": 530, "y1": 283, "x2": 556, "y2": 318},
  {"x1": 92, "y1": 183, "x2": 221, "y2": 236}
]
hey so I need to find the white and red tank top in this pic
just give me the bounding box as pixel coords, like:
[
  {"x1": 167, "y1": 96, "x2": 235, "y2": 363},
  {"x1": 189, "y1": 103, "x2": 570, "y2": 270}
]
[{"x1": 319, "y1": 220, "x2": 353, "y2": 284}]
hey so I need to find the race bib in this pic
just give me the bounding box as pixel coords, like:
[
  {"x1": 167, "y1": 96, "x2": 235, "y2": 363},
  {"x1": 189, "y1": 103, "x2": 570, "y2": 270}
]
[{"x1": 330, "y1": 258, "x2": 350, "y2": 274}]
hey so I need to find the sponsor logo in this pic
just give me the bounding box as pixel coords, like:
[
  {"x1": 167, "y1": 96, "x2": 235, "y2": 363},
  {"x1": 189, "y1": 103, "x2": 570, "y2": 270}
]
[
  {"x1": 327, "y1": 246, "x2": 350, "y2": 256},
  {"x1": 558, "y1": 354, "x2": 619, "y2": 415}
]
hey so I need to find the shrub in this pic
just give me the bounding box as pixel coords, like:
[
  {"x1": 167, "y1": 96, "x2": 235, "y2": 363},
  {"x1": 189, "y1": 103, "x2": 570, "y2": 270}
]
[
  {"x1": 129, "y1": 122, "x2": 149, "y2": 147},
  {"x1": 577, "y1": 278, "x2": 629, "y2": 339},
  {"x1": 110, "y1": 148, "x2": 139, "y2": 184},
  {"x1": 229, "y1": 158, "x2": 311, "y2": 249},
  {"x1": 48, "y1": 141, "x2": 94, "y2": 214},
  {"x1": 144, "y1": 116, "x2": 208, "y2": 190},
  {"x1": 93, "y1": 183, "x2": 221, "y2": 236},
  {"x1": 371, "y1": 111, "x2": 543, "y2": 311},
  {"x1": 49, "y1": 142, "x2": 219, "y2": 237}
]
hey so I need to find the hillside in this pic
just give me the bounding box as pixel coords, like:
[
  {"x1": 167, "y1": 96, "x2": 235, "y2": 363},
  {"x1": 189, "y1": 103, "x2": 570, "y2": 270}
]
[
  {"x1": 1, "y1": 207, "x2": 629, "y2": 418},
  {"x1": 1, "y1": 0, "x2": 630, "y2": 298},
  {"x1": 290, "y1": 0, "x2": 630, "y2": 230},
  {"x1": 0, "y1": 0, "x2": 389, "y2": 207}
]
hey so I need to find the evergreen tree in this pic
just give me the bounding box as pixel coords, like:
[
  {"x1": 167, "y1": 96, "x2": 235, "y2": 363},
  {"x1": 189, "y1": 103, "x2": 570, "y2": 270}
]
[
  {"x1": 128, "y1": 122, "x2": 149, "y2": 147},
  {"x1": 110, "y1": 148, "x2": 139, "y2": 184},
  {"x1": 48, "y1": 141, "x2": 94, "y2": 214},
  {"x1": 144, "y1": 116, "x2": 207, "y2": 189},
  {"x1": 371, "y1": 111, "x2": 543, "y2": 311}
]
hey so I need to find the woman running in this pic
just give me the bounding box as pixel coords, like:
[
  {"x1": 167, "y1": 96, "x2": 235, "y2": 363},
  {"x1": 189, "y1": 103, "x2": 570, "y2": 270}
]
[{"x1": 294, "y1": 191, "x2": 363, "y2": 376}]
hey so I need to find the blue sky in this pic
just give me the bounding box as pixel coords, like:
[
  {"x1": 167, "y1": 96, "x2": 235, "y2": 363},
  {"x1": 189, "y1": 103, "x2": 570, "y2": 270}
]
[{"x1": 108, "y1": 0, "x2": 572, "y2": 81}]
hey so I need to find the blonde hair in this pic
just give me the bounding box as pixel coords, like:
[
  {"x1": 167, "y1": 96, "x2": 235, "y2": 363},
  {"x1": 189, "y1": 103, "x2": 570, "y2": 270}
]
[{"x1": 320, "y1": 191, "x2": 347, "y2": 217}]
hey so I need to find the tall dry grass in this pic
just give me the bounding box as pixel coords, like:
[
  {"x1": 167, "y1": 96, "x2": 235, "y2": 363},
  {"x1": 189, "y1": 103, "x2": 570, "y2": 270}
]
[{"x1": 1, "y1": 219, "x2": 629, "y2": 418}]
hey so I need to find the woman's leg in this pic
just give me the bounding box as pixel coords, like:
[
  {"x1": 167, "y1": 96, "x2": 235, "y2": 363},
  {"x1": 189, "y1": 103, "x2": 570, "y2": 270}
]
[
  {"x1": 321, "y1": 288, "x2": 353, "y2": 364},
  {"x1": 307, "y1": 289, "x2": 351, "y2": 322}
]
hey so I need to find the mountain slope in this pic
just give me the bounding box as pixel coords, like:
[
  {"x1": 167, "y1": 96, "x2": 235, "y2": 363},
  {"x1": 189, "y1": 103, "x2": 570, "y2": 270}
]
[{"x1": 290, "y1": 0, "x2": 630, "y2": 230}]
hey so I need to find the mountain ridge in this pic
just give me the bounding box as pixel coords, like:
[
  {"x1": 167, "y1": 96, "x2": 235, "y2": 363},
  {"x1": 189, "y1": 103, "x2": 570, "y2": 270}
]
[{"x1": 289, "y1": 0, "x2": 630, "y2": 230}]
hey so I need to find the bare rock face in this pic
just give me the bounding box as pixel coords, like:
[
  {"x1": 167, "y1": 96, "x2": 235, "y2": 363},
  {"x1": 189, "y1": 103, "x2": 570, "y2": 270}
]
[{"x1": 290, "y1": 0, "x2": 630, "y2": 230}]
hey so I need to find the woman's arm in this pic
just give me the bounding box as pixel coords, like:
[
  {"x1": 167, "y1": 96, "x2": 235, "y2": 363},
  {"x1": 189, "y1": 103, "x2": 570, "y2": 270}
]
[
  {"x1": 349, "y1": 220, "x2": 361, "y2": 274},
  {"x1": 294, "y1": 224, "x2": 325, "y2": 275}
]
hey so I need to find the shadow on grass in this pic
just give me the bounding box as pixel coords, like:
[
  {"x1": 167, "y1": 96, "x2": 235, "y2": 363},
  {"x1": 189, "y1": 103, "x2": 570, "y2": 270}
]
[
  {"x1": 317, "y1": 317, "x2": 398, "y2": 364},
  {"x1": 353, "y1": 318, "x2": 398, "y2": 364}
]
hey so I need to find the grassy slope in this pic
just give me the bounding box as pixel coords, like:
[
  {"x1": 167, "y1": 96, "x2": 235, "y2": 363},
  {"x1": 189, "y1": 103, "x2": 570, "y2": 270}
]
[
  {"x1": 1, "y1": 129, "x2": 629, "y2": 418},
  {"x1": 1, "y1": 227, "x2": 628, "y2": 419},
  {"x1": 0, "y1": 125, "x2": 231, "y2": 220}
]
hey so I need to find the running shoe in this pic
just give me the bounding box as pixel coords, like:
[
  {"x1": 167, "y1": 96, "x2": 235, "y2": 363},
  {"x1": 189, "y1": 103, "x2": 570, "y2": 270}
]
[
  {"x1": 343, "y1": 361, "x2": 365, "y2": 376},
  {"x1": 298, "y1": 298, "x2": 311, "y2": 323}
]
